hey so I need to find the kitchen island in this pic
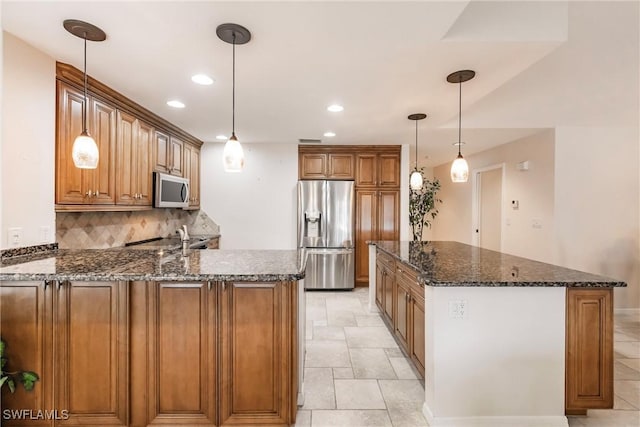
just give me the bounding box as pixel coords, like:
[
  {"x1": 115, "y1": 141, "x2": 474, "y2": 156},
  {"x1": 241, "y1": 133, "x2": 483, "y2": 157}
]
[
  {"x1": 0, "y1": 245, "x2": 305, "y2": 427},
  {"x1": 368, "y1": 241, "x2": 626, "y2": 427}
]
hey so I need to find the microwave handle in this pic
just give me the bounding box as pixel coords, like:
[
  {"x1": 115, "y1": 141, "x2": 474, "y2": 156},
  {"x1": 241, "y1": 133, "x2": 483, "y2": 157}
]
[{"x1": 181, "y1": 183, "x2": 190, "y2": 203}]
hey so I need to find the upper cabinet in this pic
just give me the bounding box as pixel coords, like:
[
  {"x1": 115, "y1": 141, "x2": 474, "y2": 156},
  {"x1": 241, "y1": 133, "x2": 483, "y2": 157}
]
[
  {"x1": 299, "y1": 151, "x2": 355, "y2": 180},
  {"x1": 55, "y1": 62, "x2": 203, "y2": 211},
  {"x1": 356, "y1": 152, "x2": 400, "y2": 188}
]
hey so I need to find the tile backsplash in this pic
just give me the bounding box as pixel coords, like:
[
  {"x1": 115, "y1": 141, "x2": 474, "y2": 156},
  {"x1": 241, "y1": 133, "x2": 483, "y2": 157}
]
[{"x1": 56, "y1": 209, "x2": 220, "y2": 249}]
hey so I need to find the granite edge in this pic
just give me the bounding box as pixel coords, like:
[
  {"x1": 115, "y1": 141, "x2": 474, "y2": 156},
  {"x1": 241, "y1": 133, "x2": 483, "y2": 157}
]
[{"x1": 1, "y1": 243, "x2": 59, "y2": 261}]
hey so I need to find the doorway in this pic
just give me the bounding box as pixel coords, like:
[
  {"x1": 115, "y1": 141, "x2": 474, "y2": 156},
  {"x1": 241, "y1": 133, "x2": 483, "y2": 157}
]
[{"x1": 472, "y1": 164, "x2": 505, "y2": 251}]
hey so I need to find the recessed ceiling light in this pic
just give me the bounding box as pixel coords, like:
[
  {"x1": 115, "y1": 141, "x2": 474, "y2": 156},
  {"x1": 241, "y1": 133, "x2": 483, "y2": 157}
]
[
  {"x1": 167, "y1": 100, "x2": 185, "y2": 108},
  {"x1": 192, "y1": 74, "x2": 214, "y2": 85},
  {"x1": 323, "y1": 131, "x2": 336, "y2": 137},
  {"x1": 327, "y1": 104, "x2": 344, "y2": 112},
  {"x1": 216, "y1": 135, "x2": 228, "y2": 140}
]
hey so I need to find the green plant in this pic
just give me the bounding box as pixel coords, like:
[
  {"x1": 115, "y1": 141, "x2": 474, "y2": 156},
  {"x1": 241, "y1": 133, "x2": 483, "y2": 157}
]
[
  {"x1": 0, "y1": 338, "x2": 39, "y2": 393},
  {"x1": 409, "y1": 168, "x2": 442, "y2": 241}
]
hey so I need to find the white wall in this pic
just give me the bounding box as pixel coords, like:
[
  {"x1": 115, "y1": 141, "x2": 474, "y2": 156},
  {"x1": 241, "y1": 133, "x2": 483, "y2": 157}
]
[
  {"x1": 200, "y1": 142, "x2": 298, "y2": 250},
  {"x1": 1, "y1": 32, "x2": 56, "y2": 249},
  {"x1": 432, "y1": 130, "x2": 556, "y2": 263},
  {"x1": 554, "y1": 127, "x2": 639, "y2": 309}
]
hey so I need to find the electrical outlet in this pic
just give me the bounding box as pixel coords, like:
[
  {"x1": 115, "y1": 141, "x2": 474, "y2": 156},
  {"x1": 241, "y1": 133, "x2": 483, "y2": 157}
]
[
  {"x1": 8, "y1": 227, "x2": 23, "y2": 247},
  {"x1": 448, "y1": 300, "x2": 467, "y2": 319},
  {"x1": 532, "y1": 219, "x2": 543, "y2": 229},
  {"x1": 40, "y1": 226, "x2": 51, "y2": 242}
]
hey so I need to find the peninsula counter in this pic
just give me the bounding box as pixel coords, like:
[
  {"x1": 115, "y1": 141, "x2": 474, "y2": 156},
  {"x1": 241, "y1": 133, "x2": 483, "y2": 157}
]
[
  {"x1": 368, "y1": 241, "x2": 626, "y2": 427},
  {"x1": 0, "y1": 246, "x2": 305, "y2": 427}
]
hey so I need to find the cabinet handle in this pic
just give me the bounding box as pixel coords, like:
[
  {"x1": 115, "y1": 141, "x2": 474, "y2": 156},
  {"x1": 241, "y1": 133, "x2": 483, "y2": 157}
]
[
  {"x1": 95, "y1": 190, "x2": 100, "y2": 197},
  {"x1": 85, "y1": 190, "x2": 93, "y2": 197},
  {"x1": 56, "y1": 280, "x2": 61, "y2": 290},
  {"x1": 44, "y1": 281, "x2": 49, "y2": 289},
  {"x1": 222, "y1": 282, "x2": 226, "y2": 292},
  {"x1": 397, "y1": 268, "x2": 403, "y2": 274},
  {"x1": 207, "y1": 281, "x2": 212, "y2": 291}
]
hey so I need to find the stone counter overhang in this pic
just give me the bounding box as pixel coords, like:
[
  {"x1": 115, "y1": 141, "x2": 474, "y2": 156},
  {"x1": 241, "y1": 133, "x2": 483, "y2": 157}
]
[
  {"x1": 369, "y1": 240, "x2": 627, "y2": 288},
  {"x1": 0, "y1": 247, "x2": 306, "y2": 282}
]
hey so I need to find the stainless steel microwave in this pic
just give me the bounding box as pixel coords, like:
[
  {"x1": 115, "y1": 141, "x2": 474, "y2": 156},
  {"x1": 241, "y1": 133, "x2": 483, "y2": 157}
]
[{"x1": 153, "y1": 172, "x2": 189, "y2": 208}]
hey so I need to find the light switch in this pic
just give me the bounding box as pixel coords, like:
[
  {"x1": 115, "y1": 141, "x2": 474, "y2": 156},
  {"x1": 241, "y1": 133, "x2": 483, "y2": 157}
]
[
  {"x1": 448, "y1": 300, "x2": 467, "y2": 319},
  {"x1": 8, "y1": 227, "x2": 22, "y2": 247}
]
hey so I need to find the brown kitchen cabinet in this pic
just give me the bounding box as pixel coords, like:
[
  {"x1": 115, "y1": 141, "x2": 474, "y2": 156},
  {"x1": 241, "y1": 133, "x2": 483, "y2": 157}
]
[
  {"x1": 219, "y1": 281, "x2": 297, "y2": 426},
  {"x1": 183, "y1": 142, "x2": 201, "y2": 208},
  {"x1": 145, "y1": 282, "x2": 216, "y2": 425},
  {"x1": 56, "y1": 82, "x2": 116, "y2": 206},
  {"x1": 298, "y1": 152, "x2": 354, "y2": 180},
  {"x1": 115, "y1": 111, "x2": 154, "y2": 206},
  {"x1": 410, "y1": 290, "x2": 426, "y2": 376},
  {"x1": 355, "y1": 152, "x2": 400, "y2": 187},
  {"x1": 0, "y1": 280, "x2": 129, "y2": 426},
  {"x1": 394, "y1": 278, "x2": 410, "y2": 353},
  {"x1": 565, "y1": 288, "x2": 613, "y2": 414},
  {"x1": 375, "y1": 252, "x2": 395, "y2": 325},
  {"x1": 355, "y1": 189, "x2": 400, "y2": 285},
  {"x1": 154, "y1": 131, "x2": 184, "y2": 177}
]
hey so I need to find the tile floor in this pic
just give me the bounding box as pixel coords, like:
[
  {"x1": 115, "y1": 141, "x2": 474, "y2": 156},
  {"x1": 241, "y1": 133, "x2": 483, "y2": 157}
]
[{"x1": 295, "y1": 288, "x2": 640, "y2": 427}]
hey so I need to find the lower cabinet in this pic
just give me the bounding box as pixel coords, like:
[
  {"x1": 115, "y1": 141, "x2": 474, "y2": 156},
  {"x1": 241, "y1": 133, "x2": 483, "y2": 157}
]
[
  {"x1": 409, "y1": 292, "x2": 426, "y2": 377},
  {"x1": 394, "y1": 280, "x2": 410, "y2": 353},
  {"x1": 565, "y1": 288, "x2": 613, "y2": 414},
  {"x1": 0, "y1": 281, "x2": 128, "y2": 427}
]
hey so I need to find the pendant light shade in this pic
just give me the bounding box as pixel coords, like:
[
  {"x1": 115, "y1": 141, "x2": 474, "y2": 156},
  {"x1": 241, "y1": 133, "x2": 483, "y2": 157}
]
[
  {"x1": 408, "y1": 113, "x2": 427, "y2": 190},
  {"x1": 217, "y1": 23, "x2": 251, "y2": 172},
  {"x1": 63, "y1": 20, "x2": 106, "y2": 169},
  {"x1": 447, "y1": 70, "x2": 475, "y2": 183}
]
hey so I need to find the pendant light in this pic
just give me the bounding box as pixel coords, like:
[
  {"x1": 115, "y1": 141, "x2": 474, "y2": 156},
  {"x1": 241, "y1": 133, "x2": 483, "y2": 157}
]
[
  {"x1": 217, "y1": 23, "x2": 251, "y2": 172},
  {"x1": 63, "y1": 20, "x2": 106, "y2": 169},
  {"x1": 408, "y1": 113, "x2": 427, "y2": 190},
  {"x1": 447, "y1": 69, "x2": 475, "y2": 183}
]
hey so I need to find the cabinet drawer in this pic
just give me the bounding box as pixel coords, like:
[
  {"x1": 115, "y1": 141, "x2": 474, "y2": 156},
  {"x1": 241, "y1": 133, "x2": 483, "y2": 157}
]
[{"x1": 377, "y1": 251, "x2": 395, "y2": 271}]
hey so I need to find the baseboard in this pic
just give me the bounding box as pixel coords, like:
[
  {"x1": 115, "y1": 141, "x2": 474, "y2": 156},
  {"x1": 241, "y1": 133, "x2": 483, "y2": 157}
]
[{"x1": 422, "y1": 404, "x2": 569, "y2": 427}]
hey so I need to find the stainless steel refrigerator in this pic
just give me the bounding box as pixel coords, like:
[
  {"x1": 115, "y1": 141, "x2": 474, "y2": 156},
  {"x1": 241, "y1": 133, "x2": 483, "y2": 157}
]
[{"x1": 298, "y1": 180, "x2": 355, "y2": 290}]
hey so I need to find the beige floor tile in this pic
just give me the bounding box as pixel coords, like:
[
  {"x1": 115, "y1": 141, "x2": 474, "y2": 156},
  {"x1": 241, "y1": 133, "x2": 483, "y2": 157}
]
[
  {"x1": 567, "y1": 415, "x2": 586, "y2": 426},
  {"x1": 386, "y1": 401, "x2": 428, "y2": 427},
  {"x1": 389, "y1": 357, "x2": 418, "y2": 380},
  {"x1": 333, "y1": 367, "x2": 354, "y2": 379},
  {"x1": 355, "y1": 314, "x2": 385, "y2": 326},
  {"x1": 379, "y1": 380, "x2": 425, "y2": 403},
  {"x1": 350, "y1": 348, "x2": 397, "y2": 379},
  {"x1": 615, "y1": 361, "x2": 640, "y2": 380},
  {"x1": 344, "y1": 326, "x2": 399, "y2": 348},
  {"x1": 616, "y1": 341, "x2": 640, "y2": 359},
  {"x1": 384, "y1": 348, "x2": 405, "y2": 358},
  {"x1": 327, "y1": 310, "x2": 357, "y2": 327},
  {"x1": 326, "y1": 296, "x2": 366, "y2": 314},
  {"x1": 615, "y1": 394, "x2": 639, "y2": 410},
  {"x1": 311, "y1": 409, "x2": 392, "y2": 427},
  {"x1": 334, "y1": 379, "x2": 387, "y2": 409},
  {"x1": 614, "y1": 380, "x2": 640, "y2": 409},
  {"x1": 620, "y1": 358, "x2": 640, "y2": 372},
  {"x1": 305, "y1": 340, "x2": 351, "y2": 368},
  {"x1": 615, "y1": 331, "x2": 639, "y2": 342},
  {"x1": 307, "y1": 303, "x2": 328, "y2": 322},
  {"x1": 618, "y1": 328, "x2": 640, "y2": 341},
  {"x1": 302, "y1": 368, "x2": 336, "y2": 410},
  {"x1": 314, "y1": 326, "x2": 346, "y2": 341},
  {"x1": 295, "y1": 409, "x2": 312, "y2": 427},
  {"x1": 581, "y1": 409, "x2": 640, "y2": 426}
]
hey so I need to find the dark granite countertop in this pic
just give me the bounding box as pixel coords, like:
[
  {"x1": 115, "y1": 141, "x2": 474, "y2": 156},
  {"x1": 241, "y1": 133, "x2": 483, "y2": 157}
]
[
  {"x1": 0, "y1": 247, "x2": 305, "y2": 282},
  {"x1": 369, "y1": 241, "x2": 626, "y2": 288}
]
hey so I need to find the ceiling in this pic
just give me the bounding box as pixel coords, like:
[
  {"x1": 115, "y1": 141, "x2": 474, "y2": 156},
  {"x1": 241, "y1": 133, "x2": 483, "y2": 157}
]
[{"x1": 2, "y1": 1, "x2": 638, "y2": 168}]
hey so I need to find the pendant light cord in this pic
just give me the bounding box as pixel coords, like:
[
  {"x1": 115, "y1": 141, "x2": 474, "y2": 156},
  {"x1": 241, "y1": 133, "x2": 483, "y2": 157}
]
[
  {"x1": 457, "y1": 80, "x2": 462, "y2": 156},
  {"x1": 232, "y1": 32, "x2": 236, "y2": 135},
  {"x1": 83, "y1": 32, "x2": 88, "y2": 133},
  {"x1": 414, "y1": 120, "x2": 418, "y2": 170}
]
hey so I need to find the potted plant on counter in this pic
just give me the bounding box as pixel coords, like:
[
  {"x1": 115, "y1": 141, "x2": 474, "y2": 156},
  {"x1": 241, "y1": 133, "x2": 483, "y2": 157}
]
[
  {"x1": 0, "y1": 338, "x2": 39, "y2": 394},
  {"x1": 409, "y1": 167, "x2": 442, "y2": 241}
]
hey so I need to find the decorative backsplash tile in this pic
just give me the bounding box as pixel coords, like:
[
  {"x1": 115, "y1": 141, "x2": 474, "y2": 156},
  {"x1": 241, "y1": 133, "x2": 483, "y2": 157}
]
[{"x1": 56, "y1": 209, "x2": 220, "y2": 249}]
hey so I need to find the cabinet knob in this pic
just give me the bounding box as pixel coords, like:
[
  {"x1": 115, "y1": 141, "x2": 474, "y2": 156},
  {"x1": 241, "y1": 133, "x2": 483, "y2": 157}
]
[
  {"x1": 85, "y1": 190, "x2": 93, "y2": 197},
  {"x1": 95, "y1": 191, "x2": 100, "y2": 197}
]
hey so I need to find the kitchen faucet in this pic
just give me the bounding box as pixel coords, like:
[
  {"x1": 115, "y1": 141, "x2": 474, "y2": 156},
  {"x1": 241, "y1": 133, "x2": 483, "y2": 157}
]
[{"x1": 177, "y1": 225, "x2": 190, "y2": 255}]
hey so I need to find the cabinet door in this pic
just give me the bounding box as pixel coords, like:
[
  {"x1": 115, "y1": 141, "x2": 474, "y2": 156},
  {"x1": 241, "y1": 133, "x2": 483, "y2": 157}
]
[
  {"x1": 0, "y1": 282, "x2": 53, "y2": 427},
  {"x1": 169, "y1": 136, "x2": 184, "y2": 176},
  {"x1": 355, "y1": 154, "x2": 376, "y2": 187},
  {"x1": 566, "y1": 288, "x2": 613, "y2": 413},
  {"x1": 189, "y1": 145, "x2": 200, "y2": 208},
  {"x1": 146, "y1": 282, "x2": 216, "y2": 425},
  {"x1": 56, "y1": 82, "x2": 86, "y2": 205},
  {"x1": 88, "y1": 98, "x2": 116, "y2": 204},
  {"x1": 136, "y1": 121, "x2": 154, "y2": 206},
  {"x1": 299, "y1": 153, "x2": 327, "y2": 179},
  {"x1": 355, "y1": 190, "x2": 377, "y2": 284},
  {"x1": 378, "y1": 190, "x2": 400, "y2": 241},
  {"x1": 378, "y1": 153, "x2": 400, "y2": 187},
  {"x1": 375, "y1": 260, "x2": 384, "y2": 310},
  {"x1": 394, "y1": 280, "x2": 410, "y2": 352},
  {"x1": 54, "y1": 281, "x2": 128, "y2": 426},
  {"x1": 383, "y1": 265, "x2": 394, "y2": 324},
  {"x1": 154, "y1": 130, "x2": 171, "y2": 174},
  {"x1": 328, "y1": 153, "x2": 354, "y2": 179},
  {"x1": 219, "y1": 282, "x2": 296, "y2": 426},
  {"x1": 410, "y1": 289, "x2": 426, "y2": 378},
  {"x1": 115, "y1": 110, "x2": 138, "y2": 204}
]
